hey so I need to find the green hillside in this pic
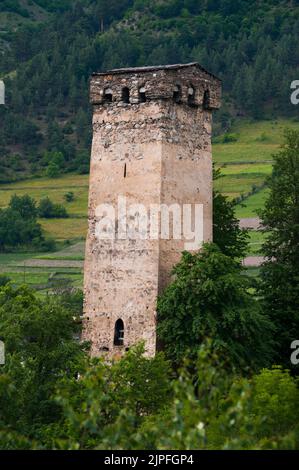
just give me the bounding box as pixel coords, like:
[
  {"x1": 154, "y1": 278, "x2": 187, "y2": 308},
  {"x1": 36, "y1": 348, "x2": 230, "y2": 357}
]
[
  {"x1": 214, "y1": 119, "x2": 299, "y2": 215},
  {"x1": 1, "y1": 119, "x2": 297, "y2": 239},
  {"x1": 0, "y1": 120, "x2": 291, "y2": 228},
  {"x1": 2, "y1": 1, "x2": 299, "y2": 452},
  {"x1": 0, "y1": 0, "x2": 299, "y2": 183},
  {"x1": 0, "y1": 118, "x2": 298, "y2": 292},
  {"x1": 0, "y1": 1, "x2": 70, "y2": 52},
  {"x1": 0, "y1": 0, "x2": 299, "y2": 290}
]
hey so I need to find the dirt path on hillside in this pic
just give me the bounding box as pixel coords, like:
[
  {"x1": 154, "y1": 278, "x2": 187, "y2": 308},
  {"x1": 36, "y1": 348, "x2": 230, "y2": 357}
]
[
  {"x1": 239, "y1": 218, "x2": 262, "y2": 230},
  {"x1": 243, "y1": 256, "x2": 265, "y2": 267},
  {"x1": 21, "y1": 260, "x2": 84, "y2": 269}
]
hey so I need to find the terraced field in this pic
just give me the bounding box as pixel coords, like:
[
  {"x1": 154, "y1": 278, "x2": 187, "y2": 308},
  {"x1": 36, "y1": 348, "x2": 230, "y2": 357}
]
[
  {"x1": 0, "y1": 242, "x2": 85, "y2": 296},
  {"x1": 0, "y1": 174, "x2": 89, "y2": 240},
  {"x1": 0, "y1": 175, "x2": 87, "y2": 292},
  {"x1": 214, "y1": 118, "x2": 299, "y2": 217},
  {"x1": 0, "y1": 118, "x2": 298, "y2": 287}
]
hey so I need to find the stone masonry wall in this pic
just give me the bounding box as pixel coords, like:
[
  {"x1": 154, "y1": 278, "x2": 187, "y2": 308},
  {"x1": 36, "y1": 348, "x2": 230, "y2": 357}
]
[{"x1": 83, "y1": 63, "x2": 221, "y2": 358}]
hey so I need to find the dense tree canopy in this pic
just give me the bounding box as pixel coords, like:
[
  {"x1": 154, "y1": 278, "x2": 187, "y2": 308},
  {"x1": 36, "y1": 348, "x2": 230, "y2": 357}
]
[
  {"x1": 157, "y1": 243, "x2": 274, "y2": 370},
  {"x1": 0, "y1": 285, "x2": 86, "y2": 443},
  {"x1": 259, "y1": 129, "x2": 299, "y2": 367},
  {"x1": 0, "y1": 194, "x2": 63, "y2": 251}
]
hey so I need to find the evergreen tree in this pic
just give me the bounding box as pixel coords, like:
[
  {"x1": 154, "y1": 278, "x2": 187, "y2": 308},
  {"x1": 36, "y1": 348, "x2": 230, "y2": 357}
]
[
  {"x1": 259, "y1": 129, "x2": 299, "y2": 367},
  {"x1": 157, "y1": 243, "x2": 274, "y2": 370},
  {"x1": 213, "y1": 168, "x2": 249, "y2": 259}
]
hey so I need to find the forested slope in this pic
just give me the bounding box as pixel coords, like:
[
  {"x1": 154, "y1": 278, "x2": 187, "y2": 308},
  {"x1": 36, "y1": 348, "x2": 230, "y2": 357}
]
[{"x1": 0, "y1": 0, "x2": 298, "y2": 182}]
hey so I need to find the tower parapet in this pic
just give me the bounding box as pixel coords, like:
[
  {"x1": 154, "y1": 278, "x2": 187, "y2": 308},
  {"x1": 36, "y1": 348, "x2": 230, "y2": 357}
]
[{"x1": 90, "y1": 62, "x2": 221, "y2": 109}]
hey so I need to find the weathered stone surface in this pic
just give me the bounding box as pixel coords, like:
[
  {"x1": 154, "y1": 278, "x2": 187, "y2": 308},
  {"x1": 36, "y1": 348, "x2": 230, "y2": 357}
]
[{"x1": 83, "y1": 63, "x2": 221, "y2": 358}]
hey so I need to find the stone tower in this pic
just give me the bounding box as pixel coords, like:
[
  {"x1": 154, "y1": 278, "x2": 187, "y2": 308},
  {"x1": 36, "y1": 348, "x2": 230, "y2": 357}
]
[{"x1": 83, "y1": 63, "x2": 221, "y2": 358}]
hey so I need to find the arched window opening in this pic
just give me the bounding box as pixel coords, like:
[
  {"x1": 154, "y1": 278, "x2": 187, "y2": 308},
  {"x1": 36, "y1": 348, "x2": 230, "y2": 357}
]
[
  {"x1": 203, "y1": 89, "x2": 210, "y2": 110},
  {"x1": 104, "y1": 88, "x2": 113, "y2": 103},
  {"x1": 139, "y1": 87, "x2": 146, "y2": 103},
  {"x1": 188, "y1": 85, "x2": 195, "y2": 106},
  {"x1": 114, "y1": 319, "x2": 124, "y2": 346},
  {"x1": 122, "y1": 87, "x2": 130, "y2": 103},
  {"x1": 173, "y1": 85, "x2": 182, "y2": 103}
]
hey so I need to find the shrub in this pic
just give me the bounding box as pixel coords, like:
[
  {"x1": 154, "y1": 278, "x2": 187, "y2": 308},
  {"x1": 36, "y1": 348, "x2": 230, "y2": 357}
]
[
  {"x1": 38, "y1": 197, "x2": 69, "y2": 218},
  {"x1": 222, "y1": 133, "x2": 238, "y2": 143},
  {"x1": 0, "y1": 207, "x2": 44, "y2": 251},
  {"x1": 46, "y1": 163, "x2": 60, "y2": 178},
  {"x1": 63, "y1": 191, "x2": 75, "y2": 203}
]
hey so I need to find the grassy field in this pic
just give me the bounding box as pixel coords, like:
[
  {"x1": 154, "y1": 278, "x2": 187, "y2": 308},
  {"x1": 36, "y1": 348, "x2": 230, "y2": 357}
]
[
  {"x1": 247, "y1": 230, "x2": 267, "y2": 255},
  {"x1": 0, "y1": 242, "x2": 84, "y2": 295},
  {"x1": 235, "y1": 188, "x2": 270, "y2": 219},
  {"x1": 0, "y1": 174, "x2": 89, "y2": 214},
  {"x1": 214, "y1": 118, "x2": 299, "y2": 217},
  {"x1": 0, "y1": 118, "x2": 298, "y2": 290},
  {"x1": 213, "y1": 119, "x2": 299, "y2": 164},
  {"x1": 0, "y1": 174, "x2": 89, "y2": 240},
  {"x1": 41, "y1": 218, "x2": 87, "y2": 241}
]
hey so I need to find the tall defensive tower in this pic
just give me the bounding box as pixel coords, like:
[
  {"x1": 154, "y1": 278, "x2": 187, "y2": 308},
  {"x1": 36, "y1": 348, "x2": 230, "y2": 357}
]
[{"x1": 83, "y1": 63, "x2": 221, "y2": 358}]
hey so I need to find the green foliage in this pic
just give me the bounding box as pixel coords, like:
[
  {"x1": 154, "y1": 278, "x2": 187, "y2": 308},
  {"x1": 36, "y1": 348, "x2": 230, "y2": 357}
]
[
  {"x1": 0, "y1": 0, "x2": 298, "y2": 181},
  {"x1": 72, "y1": 150, "x2": 90, "y2": 175},
  {"x1": 1, "y1": 306, "x2": 299, "y2": 450},
  {"x1": 0, "y1": 0, "x2": 29, "y2": 17},
  {"x1": 57, "y1": 344, "x2": 299, "y2": 450},
  {"x1": 33, "y1": 1, "x2": 72, "y2": 13},
  {"x1": 259, "y1": 129, "x2": 299, "y2": 367},
  {"x1": 260, "y1": 129, "x2": 299, "y2": 262},
  {"x1": 157, "y1": 243, "x2": 274, "y2": 370},
  {"x1": 43, "y1": 151, "x2": 65, "y2": 170},
  {"x1": 213, "y1": 167, "x2": 249, "y2": 258},
  {"x1": 9, "y1": 194, "x2": 38, "y2": 219},
  {"x1": 0, "y1": 3, "x2": 298, "y2": 449},
  {"x1": 0, "y1": 194, "x2": 61, "y2": 251},
  {"x1": 250, "y1": 367, "x2": 299, "y2": 439},
  {"x1": 55, "y1": 344, "x2": 172, "y2": 449},
  {"x1": 222, "y1": 133, "x2": 239, "y2": 144},
  {"x1": 0, "y1": 285, "x2": 87, "y2": 447},
  {"x1": 90, "y1": 342, "x2": 233, "y2": 450},
  {"x1": 38, "y1": 197, "x2": 69, "y2": 218},
  {"x1": 46, "y1": 163, "x2": 60, "y2": 178},
  {"x1": 207, "y1": 364, "x2": 299, "y2": 450},
  {"x1": 58, "y1": 288, "x2": 83, "y2": 316},
  {"x1": 0, "y1": 275, "x2": 10, "y2": 287},
  {"x1": 64, "y1": 191, "x2": 75, "y2": 203},
  {"x1": 256, "y1": 132, "x2": 270, "y2": 142},
  {"x1": 0, "y1": 207, "x2": 43, "y2": 252}
]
